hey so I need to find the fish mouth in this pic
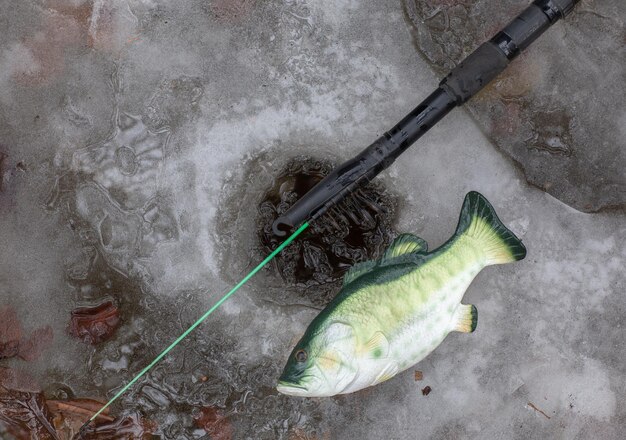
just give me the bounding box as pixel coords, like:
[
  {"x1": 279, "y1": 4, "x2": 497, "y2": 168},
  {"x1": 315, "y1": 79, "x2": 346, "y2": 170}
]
[{"x1": 276, "y1": 380, "x2": 309, "y2": 396}]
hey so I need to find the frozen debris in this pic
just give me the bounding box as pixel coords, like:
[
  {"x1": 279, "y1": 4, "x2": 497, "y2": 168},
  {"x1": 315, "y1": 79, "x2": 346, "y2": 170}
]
[
  {"x1": 140, "y1": 198, "x2": 180, "y2": 255},
  {"x1": 0, "y1": 369, "x2": 156, "y2": 440},
  {"x1": 68, "y1": 301, "x2": 121, "y2": 345},
  {"x1": 145, "y1": 76, "x2": 204, "y2": 128},
  {"x1": 414, "y1": 371, "x2": 423, "y2": 381},
  {"x1": 289, "y1": 428, "x2": 331, "y2": 440},
  {"x1": 421, "y1": 386, "x2": 432, "y2": 396},
  {"x1": 75, "y1": 412, "x2": 157, "y2": 440},
  {"x1": 74, "y1": 183, "x2": 143, "y2": 254},
  {"x1": 47, "y1": 399, "x2": 114, "y2": 439},
  {"x1": 526, "y1": 402, "x2": 551, "y2": 420},
  {"x1": 0, "y1": 387, "x2": 58, "y2": 440}
]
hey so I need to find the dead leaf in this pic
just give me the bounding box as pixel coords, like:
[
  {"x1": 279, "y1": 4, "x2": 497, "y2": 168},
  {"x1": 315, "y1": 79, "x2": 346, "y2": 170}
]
[
  {"x1": 48, "y1": 399, "x2": 113, "y2": 423},
  {"x1": 194, "y1": 406, "x2": 232, "y2": 440},
  {"x1": 68, "y1": 302, "x2": 120, "y2": 345},
  {"x1": 74, "y1": 413, "x2": 157, "y2": 440},
  {"x1": 0, "y1": 151, "x2": 6, "y2": 192},
  {"x1": 0, "y1": 305, "x2": 53, "y2": 361},
  {"x1": 0, "y1": 306, "x2": 23, "y2": 359},
  {"x1": 0, "y1": 386, "x2": 59, "y2": 440},
  {"x1": 212, "y1": 0, "x2": 255, "y2": 23},
  {"x1": 414, "y1": 371, "x2": 423, "y2": 381},
  {"x1": 47, "y1": 398, "x2": 114, "y2": 439},
  {"x1": 0, "y1": 369, "x2": 155, "y2": 440}
]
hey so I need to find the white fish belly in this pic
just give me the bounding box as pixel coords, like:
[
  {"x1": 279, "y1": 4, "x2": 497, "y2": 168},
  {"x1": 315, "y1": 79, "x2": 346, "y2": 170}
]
[
  {"x1": 388, "y1": 264, "x2": 482, "y2": 373},
  {"x1": 342, "y1": 263, "x2": 483, "y2": 393}
]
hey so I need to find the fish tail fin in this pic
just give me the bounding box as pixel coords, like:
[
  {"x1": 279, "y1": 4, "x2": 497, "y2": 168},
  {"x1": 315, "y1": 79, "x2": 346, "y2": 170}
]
[{"x1": 455, "y1": 191, "x2": 526, "y2": 265}]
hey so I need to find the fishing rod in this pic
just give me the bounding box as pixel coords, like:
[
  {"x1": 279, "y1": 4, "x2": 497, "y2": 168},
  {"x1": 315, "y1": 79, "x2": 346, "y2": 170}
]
[
  {"x1": 273, "y1": 0, "x2": 580, "y2": 235},
  {"x1": 81, "y1": 0, "x2": 579, "y2": 433}
]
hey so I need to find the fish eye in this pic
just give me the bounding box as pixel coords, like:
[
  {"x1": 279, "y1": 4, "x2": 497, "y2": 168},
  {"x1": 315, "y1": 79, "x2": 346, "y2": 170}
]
[{"x1": 295, "y1": 349, "x2": 307, "y2": 363}]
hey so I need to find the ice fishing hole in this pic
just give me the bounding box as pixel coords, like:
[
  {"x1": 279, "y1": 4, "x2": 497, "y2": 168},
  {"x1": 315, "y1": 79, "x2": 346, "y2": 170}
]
[{"x1": 257, "y1": 157, "x2": 396, "y2": 287}]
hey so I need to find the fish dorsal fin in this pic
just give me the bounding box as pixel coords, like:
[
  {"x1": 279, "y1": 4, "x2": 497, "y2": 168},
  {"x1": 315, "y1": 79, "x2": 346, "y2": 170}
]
[
  {"x1": 380, "y1": 233, "x2": 428, "y2": 266},
  {"x1": 343, "y1": 260, "x2": 378, "y2": 286},
  {"x1": 343, "y1": 234, "x2": 428, "y2": 286}
]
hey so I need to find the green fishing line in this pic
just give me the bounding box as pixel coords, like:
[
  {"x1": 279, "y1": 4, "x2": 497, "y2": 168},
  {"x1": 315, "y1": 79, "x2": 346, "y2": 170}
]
[{"x1": 88, "y1": 222, "x2": 309, "y2": 422}]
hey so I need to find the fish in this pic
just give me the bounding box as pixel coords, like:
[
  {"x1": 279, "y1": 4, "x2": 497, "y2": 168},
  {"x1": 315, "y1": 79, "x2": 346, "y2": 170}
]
[{"x1": 277, "y1": 191, "x2": 526, "y2": 397}]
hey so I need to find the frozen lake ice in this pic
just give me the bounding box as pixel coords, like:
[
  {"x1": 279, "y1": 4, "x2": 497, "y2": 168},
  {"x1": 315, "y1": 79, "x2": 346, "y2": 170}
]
[{"x1": 0, "y1": 0, "x2": 624, "y2": 438}]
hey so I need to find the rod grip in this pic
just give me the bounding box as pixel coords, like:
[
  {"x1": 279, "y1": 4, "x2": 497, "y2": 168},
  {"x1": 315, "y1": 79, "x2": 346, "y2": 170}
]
[
  {"x1": 439, "y1": 42, "x2": 509, "y2": 104},
  {"x1": 439, "y1": 0, "x2": 579, "y2": 104},
  {"x1": 550, "y1": 0, "x2": 579, "y2": 17}
]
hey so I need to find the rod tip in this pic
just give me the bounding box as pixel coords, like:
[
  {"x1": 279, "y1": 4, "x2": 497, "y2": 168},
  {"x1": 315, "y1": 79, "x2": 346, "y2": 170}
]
[{"x1": 272, "y1": 216, "x2": 294, "y2": 237}]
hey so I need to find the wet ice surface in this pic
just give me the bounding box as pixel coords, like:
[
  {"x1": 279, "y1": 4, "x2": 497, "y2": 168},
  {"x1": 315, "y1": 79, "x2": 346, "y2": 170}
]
[
  {"x1": 0, "y1": 0, "x2": 624, "y2": 439},
  {"x1": 404, "y1": 0, "x2": 626, "y2": 212}
]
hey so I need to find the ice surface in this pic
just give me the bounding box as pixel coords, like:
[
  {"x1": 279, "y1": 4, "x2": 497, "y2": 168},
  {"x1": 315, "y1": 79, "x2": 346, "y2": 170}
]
[{"x1": 0, "y1": 0, "x2": 624, "y2": 438}]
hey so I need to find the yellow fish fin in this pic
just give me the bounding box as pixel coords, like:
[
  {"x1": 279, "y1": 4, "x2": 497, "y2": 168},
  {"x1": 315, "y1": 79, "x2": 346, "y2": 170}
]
[
  {"x1": 452, "y1": 304, "x2": 478, "y2": 333},
  {"x1": 381, "y1": 233, "x2": 428, "y2": 265},
  {"x1": 455, "y1": 192, "x2": 526, "y2": 265},
  {"x1": 364, "y1": 331, "x2": 390, "y2": 359},
  {"x1": 372, "y1": 363, "x2": 399, "y2": 386}
]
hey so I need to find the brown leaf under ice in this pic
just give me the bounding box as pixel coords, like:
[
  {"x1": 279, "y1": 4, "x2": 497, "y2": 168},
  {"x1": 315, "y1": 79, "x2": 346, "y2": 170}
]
[
  {"x1": 0, "y1": 305, "x2": 53, "y2": 362},
  {"x1": 67, "y1": 301, "x2": 120, "y2": 345}
]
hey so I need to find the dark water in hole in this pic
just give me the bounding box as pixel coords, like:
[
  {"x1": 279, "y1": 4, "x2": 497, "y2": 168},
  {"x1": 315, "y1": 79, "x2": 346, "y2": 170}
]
[{"x1": 257, "y1": 158, "x2": 396, "y2": 287}]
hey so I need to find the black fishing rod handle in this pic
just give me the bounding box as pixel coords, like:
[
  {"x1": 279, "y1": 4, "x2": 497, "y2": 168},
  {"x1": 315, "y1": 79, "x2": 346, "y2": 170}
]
[
  {"x1": 384, "y1": 0, "x2": 581, "y2": 158},
  {"x1": 440, "y1": 0, "x2": 580, "y2": 104}
]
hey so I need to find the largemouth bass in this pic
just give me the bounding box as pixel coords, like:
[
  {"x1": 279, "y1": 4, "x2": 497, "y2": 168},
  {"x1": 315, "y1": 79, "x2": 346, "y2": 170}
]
[{"x1": 277, "y1": 192, "x2": 526, "y2": 397}]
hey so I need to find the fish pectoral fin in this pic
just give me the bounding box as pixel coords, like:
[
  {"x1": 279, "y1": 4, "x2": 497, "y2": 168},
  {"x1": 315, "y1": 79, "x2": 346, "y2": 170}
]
[
  {"x1": 364, "y1": 331, "x2": 390, "y2": 359},
  {"x1": 380, "y1": 233, "x2": 428, "y2": 266},
  {"x1": 452, "y1": 304, "x2": 478, "y2": 333},
  {"x1": 372, "y1": 363, "x2": 399, "y2": 386}
]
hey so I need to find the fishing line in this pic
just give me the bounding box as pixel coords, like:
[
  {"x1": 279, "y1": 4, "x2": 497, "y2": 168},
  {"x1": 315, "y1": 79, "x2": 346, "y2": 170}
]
[{"x1": 84, "y1": 222, "x2": 309, "y2": 425}]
